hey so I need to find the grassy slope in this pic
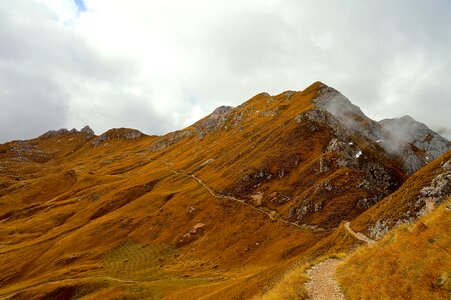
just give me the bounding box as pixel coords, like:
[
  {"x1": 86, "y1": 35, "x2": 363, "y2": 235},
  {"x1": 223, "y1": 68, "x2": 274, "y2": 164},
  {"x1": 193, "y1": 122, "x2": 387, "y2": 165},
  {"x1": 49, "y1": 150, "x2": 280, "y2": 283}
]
[
  {"x1": 0, "y1": 86, "x2": 330, "y2": 299},
  {"x1": 337, "y1": 198, "x2": 451, "y2": 300},
  {"x1": 0, "y1": 81, "x2": 414, "y2": 299}
]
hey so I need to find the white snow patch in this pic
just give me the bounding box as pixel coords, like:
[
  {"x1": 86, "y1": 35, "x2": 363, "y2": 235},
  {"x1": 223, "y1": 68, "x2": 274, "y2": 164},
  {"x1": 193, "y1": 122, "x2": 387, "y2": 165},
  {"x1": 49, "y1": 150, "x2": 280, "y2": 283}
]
[{"x1": 376, "y1": 139, "x2": 384, "y2": 143}]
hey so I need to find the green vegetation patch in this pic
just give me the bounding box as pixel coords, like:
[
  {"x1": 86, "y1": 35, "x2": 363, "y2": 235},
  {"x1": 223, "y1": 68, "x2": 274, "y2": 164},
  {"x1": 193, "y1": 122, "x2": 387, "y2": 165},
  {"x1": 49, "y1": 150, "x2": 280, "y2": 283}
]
[{"x1": 103, "y1": 240, "x2": 179, "y2": 281}]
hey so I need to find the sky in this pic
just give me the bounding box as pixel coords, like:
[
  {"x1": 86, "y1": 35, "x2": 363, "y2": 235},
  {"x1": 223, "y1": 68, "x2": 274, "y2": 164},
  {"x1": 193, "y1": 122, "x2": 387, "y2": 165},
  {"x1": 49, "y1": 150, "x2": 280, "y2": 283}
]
[{"x1": 0, "y1": 0, "x2": 450, "y2": 143}]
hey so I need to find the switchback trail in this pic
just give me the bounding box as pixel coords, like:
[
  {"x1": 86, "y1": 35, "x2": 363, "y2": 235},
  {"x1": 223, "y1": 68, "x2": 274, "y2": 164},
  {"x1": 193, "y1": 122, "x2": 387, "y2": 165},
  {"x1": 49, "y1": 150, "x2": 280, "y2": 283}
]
[
  {"x1": 344, "y1": 222, "x2": 375, "y2": 244},
  {"x1": 305, "y1": 259, "x2": 346, "y2": 300},
  {"x1": 155, "y1": 159, "x2": 327, "y2": 232}
]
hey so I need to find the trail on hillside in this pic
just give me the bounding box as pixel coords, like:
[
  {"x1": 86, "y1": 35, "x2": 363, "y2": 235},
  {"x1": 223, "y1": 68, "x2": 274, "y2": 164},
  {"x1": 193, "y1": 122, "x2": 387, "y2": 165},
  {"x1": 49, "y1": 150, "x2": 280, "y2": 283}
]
[
  {"x1": 156, "y1": 159, "x2": 327, "y2": 232},
  {"x1": 344, "y1": 222, "x2": 375, "y2": 244},
  {"x1": 304, "y1": 223, "x2": 376, "y2": 300},
  {"x1": 305, "y1": 259, "x2": 346, "y2": 300}
]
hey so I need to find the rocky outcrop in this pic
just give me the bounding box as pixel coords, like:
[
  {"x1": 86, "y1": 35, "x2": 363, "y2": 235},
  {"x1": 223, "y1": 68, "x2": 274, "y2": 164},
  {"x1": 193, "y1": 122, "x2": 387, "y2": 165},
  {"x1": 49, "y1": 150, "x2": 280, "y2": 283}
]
[
  {"x1": 91, "y1": 128, "x2": 144, "y2": 147},
  {"x1": 194, "y1": 106, "x2": 234, "y2": 138},
  {"x1": 40, "y1": 126, "x2": 95, "y2": 139},
  {"x1": 367, "y1": 158, "x2": 451, "y2": 239},
  {"x1": 149, "y1": 129, "x2": 194, "y2": 152},
  {"x1": 176, "y1": 223, "x2": 206, "y2": 246},
  {"x1": 80, "y1": 126, "x2": 95, "y2": 137}
]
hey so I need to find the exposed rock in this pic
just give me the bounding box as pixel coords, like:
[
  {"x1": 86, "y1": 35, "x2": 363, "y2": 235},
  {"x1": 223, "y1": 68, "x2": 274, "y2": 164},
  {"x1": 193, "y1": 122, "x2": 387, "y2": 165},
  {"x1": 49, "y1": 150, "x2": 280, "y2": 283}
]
[
  {"x1": 149, "y1": 129, "x2": 194, "y2": 152},
  {"x1": 194, "y1": 106, "x2": 234, "y2": 138},
  {"x1": 416, "y1": 159, "x2": 451, "y2": 216},
  {"x1": 368, "y1": 158, "x2": 451, "y2": 239},
  {"x1": 177, "y1": 223, "x2": 206, "y2": 246},
  {"x1": 92, "y1": 128, "x2": 144, "y2": 147},
  {"x1": 40, "y1": 126, "x2": 95, "y2": 139},
  {"x1": 40, "y1": 128, "x2": 69, "y2": 139},
  {"x1": 55, "y1": 255, "x2": 78, "y2": 265},
  {"x1": 80, "y1": 125, "x2": 95, "y2": 136}
]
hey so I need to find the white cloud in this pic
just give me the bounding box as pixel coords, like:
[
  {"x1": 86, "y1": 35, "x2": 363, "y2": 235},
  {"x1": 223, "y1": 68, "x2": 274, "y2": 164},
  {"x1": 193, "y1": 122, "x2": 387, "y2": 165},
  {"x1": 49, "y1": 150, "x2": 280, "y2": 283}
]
[{"x1": 0, "y1": 0, "x2": 450, "y2": 142}]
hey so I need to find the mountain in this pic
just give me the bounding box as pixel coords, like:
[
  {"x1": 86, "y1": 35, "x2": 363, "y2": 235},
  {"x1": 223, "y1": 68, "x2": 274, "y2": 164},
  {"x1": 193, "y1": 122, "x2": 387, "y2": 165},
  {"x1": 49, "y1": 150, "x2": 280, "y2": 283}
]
[{"x1": 0, "y1": 82, "x2": 449, "y2": 299}]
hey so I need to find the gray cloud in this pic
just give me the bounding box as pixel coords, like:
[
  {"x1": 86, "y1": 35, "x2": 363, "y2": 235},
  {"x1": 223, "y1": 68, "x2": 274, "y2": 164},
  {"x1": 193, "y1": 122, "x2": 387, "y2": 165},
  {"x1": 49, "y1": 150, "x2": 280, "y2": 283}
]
[{"x1": 0, "y1": 0, "x2": 450, "y2": 142}]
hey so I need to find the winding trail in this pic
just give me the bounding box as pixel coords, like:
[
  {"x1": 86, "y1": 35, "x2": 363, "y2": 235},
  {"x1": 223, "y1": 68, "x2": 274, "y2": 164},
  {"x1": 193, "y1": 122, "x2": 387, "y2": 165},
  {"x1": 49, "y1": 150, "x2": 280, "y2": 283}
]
[
  {"x1": 305, "y1": 259, "x2": 345, "y2": 300},
  {"x1": 344, "y1": 222, "x2": 375, "y2": 244},
  {"x1": 156, "y1": 159, "x2": 326, "y2": 232}
]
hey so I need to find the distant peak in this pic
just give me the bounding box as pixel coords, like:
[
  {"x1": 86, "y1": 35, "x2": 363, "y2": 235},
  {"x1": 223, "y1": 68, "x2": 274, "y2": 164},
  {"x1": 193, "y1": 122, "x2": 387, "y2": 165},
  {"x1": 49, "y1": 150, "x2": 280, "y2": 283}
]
[
  {"x1": 39, "y1": 126, "x2": 95, "y2": 139},
  {"x1": 80, "y1": 125, "x2": 95, "y2": 136}
]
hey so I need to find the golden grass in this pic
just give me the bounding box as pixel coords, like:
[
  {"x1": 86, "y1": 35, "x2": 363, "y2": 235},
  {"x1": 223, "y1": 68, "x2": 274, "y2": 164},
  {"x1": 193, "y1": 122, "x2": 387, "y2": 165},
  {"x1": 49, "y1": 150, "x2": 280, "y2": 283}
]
[
  {"x1": 257, "y1": 252, "x2": 347, "y2": 300},
  {"x1": 337, "y1": 198, "x2": 451, "y2": 300}
]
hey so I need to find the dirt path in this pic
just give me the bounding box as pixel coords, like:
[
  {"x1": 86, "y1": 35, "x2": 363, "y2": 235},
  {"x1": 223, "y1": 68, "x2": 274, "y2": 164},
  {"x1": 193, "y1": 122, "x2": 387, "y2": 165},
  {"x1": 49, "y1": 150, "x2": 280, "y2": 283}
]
[
  {"x1": 305, "y1": 259, "x2": 345, "y2": 300},
  {"x1": 156, "y1": 159, "x2": 326, "y2": 232},
  {"x1": 344, "y1": 222, "x2": 375, "y2": 244}
]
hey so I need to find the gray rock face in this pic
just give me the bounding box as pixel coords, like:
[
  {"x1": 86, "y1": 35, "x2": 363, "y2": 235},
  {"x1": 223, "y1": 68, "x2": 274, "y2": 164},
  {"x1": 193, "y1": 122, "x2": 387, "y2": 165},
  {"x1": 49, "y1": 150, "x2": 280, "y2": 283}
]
[
  {"x1": 40, "y1": 126, "x2": 96, "y2": 139},
  {"x1": 91, "y1": 128, "x2": 144, "y2": 147},
  {"x1": 195, "y1": 106, "x2": 234, "y2": 138},
  {"x1": 40, "y1": 128, "x2": 69, "y2": 139},
  {"x1": 312, "y1": 86, "x2": 432, "y2": 174},
  {"x1": 379, "y1": 116, "x2": 451, "y2": 161},
  {"x1": 149, "y1": 129, "x2": 194, "y2": 152},
  {"x1": 80, "y1": 126, "x2": 95, "y2": 136}
]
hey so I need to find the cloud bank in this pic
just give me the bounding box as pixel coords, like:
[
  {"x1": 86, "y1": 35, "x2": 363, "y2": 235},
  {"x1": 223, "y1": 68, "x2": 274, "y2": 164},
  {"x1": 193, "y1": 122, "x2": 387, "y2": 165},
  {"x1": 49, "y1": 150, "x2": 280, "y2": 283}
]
[{"x1": 1, "y1": 0, "x2": 450, "y2": 142}]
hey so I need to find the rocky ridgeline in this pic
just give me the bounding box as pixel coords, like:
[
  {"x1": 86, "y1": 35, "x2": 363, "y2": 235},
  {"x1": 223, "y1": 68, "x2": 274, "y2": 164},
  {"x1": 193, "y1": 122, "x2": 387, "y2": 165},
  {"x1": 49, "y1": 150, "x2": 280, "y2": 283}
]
[
  {"x1": 40, "y1": 126, "x2": 95, "y2": 139},
  {"x1": 91, "y1": 128, "x2": 144, "y2": 147}
]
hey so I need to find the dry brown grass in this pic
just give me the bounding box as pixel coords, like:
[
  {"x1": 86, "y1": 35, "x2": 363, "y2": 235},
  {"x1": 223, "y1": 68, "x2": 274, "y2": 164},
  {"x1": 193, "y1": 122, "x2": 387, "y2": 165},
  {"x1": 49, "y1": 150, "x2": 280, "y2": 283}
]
[{"x1": 337, "y1": 198, "x2": 451, "y2": 300}]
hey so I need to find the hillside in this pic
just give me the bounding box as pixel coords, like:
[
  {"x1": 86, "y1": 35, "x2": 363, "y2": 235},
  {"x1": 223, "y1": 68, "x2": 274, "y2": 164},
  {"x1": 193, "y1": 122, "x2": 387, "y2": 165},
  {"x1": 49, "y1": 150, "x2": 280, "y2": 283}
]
[
  {"x1": 0, "y1": 82, "x2": 449, "y2": 299},
  {"x1": 351, "y1": 150, "x2": 451, "y2": 239},
  {"x1": 337, "y1": 197, "x2": 451, "y2": 299}
]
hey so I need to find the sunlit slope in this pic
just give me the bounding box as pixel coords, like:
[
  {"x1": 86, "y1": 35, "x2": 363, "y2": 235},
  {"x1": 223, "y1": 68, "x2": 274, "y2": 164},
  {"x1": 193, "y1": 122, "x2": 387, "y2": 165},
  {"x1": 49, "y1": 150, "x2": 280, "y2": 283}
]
[
  {"x1": 337, "y1": 198, "x2": 451, "y2": 299},
  {"x1": 351, "y1": 150, "x2": 451, "y2": 239},
  {"x1": 149, "y1": 81, "x2": 407, "y2": 230},
  {"x1": 0, "y1": 81, "x2": 441, "y2": 299}
]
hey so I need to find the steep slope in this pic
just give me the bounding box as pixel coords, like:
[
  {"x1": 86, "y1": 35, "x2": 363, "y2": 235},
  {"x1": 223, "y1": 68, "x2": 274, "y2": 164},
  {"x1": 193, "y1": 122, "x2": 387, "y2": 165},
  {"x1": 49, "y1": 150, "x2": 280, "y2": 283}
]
[
  {"x1": 0, "y1": 82, "x2": 449, "y2": 299},
  {"x1": 147, "y1": 82, "x2": 412, "y2": 232},
  {"x1": 351, "y1": 150, "x2": 451, "y2": 239},
  {"x1": 337, "y1": 198, "x2": 451, "y2": 299}
]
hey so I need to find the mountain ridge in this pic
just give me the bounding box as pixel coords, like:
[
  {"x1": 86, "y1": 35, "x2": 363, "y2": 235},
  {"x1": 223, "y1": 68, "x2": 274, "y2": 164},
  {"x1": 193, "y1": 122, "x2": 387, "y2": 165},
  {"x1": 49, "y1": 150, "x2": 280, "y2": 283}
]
[{"x1": 0, "y1": 81, "x2": 449, "y2": 299}]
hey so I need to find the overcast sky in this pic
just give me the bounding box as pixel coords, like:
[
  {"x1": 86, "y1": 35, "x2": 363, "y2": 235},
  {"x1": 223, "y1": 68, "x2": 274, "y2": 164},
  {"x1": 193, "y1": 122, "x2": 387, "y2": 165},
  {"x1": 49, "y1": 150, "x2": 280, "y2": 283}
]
[{"x1": 1, "y1": 0, "x2": 450, "y2": 143}]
